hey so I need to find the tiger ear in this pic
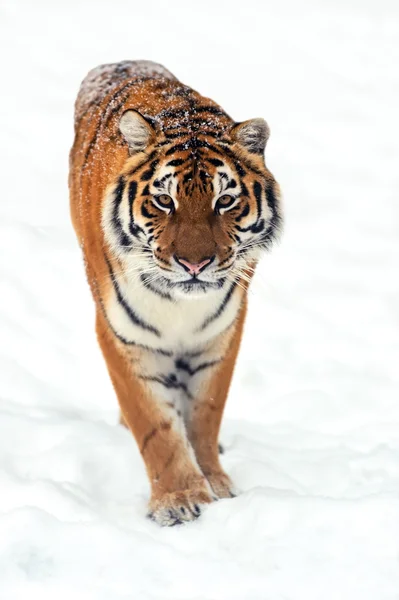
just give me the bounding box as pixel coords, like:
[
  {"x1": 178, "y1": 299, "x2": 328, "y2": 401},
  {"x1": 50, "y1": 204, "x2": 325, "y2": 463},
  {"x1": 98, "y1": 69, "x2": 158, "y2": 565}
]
[
  {"x1": 119, "y1": 110, "x2": 156, "y2": 154},
  {"x1": 231, "y1": 118, "x2": 270, "y2": 154}
]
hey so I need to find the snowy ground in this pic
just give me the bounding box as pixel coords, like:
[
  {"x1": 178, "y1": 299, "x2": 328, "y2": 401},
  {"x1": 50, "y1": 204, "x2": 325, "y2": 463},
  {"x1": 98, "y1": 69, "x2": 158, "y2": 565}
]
[{"x1": 1, "y1": 0, "x2": 399, "y2": 598}]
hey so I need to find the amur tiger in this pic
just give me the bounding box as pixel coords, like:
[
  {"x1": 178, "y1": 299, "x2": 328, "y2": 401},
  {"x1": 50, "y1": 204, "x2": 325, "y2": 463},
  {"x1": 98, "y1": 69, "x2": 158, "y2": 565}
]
[{"x1": 69, "y1": 60, "x2": 283, "y2": 526}]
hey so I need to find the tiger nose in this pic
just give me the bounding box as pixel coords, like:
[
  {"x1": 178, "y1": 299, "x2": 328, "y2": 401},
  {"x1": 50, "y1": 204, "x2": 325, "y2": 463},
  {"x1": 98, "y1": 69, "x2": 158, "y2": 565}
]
[{"x1": 175, "y1": 256, "x2": 214, "y2": 276}]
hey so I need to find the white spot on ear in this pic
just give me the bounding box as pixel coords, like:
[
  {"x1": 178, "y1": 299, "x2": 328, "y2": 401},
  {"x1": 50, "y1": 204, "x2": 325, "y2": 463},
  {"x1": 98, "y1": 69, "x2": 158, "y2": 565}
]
[
  {"x1": 233, "y1": 118, "x2": 270, "y2": 154},
  {"x1": 119, "y1": 110, "x2": 154, "y2": 154}
]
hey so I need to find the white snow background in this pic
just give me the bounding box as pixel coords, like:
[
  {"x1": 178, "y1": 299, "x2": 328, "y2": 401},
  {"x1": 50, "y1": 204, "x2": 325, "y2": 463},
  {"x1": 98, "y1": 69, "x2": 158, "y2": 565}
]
[{"x1": 1, "y1": 0, "x2": 398, "y2": 598}]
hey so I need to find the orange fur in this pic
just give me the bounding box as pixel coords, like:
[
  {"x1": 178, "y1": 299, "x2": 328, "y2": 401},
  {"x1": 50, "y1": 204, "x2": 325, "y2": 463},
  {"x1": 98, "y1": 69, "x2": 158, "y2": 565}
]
[{"x1": 69, "y1": 60, "x2": 282, "y2": 525}]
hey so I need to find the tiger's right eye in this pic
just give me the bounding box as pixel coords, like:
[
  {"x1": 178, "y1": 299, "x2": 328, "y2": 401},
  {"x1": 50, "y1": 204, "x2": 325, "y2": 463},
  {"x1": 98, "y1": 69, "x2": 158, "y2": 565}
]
[
  {"x1": 214, "y1": 194, "x2": 237, "y2": 214},
  {"x1": 153, "y1": 194, "x2": 175, "y2": 214}
]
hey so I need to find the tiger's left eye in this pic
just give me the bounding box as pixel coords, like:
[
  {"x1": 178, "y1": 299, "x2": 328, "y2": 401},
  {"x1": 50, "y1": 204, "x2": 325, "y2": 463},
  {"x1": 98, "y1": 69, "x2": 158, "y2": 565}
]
[
  {"x1": 153, "y1": 194, "x2": 175, "y2": 214},
  {"x1": 215, "y1": 195, "x2": 236, "y2": 214}
]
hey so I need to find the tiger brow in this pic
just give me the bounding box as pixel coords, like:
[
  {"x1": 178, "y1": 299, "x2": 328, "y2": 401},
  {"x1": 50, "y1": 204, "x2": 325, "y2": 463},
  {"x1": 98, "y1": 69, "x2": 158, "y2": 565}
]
[
  {"x1": 153, "y1": 173, "x2": 172, "y2": 190},
  {"x1": 218, "y1": 172, "x2": 229, "y2": 194}
]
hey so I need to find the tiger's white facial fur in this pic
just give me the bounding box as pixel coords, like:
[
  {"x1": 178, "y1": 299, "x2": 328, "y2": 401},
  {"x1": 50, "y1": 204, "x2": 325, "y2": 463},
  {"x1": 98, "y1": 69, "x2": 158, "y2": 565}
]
[{"x1": 102, "y1": 155, "x2": 282, "y2": 301}]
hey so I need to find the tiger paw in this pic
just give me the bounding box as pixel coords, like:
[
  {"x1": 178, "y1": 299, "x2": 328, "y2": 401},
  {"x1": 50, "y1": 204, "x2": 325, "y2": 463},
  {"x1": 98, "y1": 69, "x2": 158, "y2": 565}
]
[
  {"x1": 205, "y1": 469, "x2": 237, "y2": 499},
  {"x1": 148, "y1": 485, "x2": 214, "y2": 526}
]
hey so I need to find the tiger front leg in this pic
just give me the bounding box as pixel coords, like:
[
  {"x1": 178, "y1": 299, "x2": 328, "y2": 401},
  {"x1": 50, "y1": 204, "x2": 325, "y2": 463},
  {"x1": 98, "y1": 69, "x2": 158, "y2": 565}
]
[
  {"x1": 187, "y1": 305, "x2": 247, "y2": 499},
  {"x1": 189, "y1": 402, "x2": 236, "y2": 500},
  {"x1": 96, "y1": 312, "x2": 214, "y2": 526}
]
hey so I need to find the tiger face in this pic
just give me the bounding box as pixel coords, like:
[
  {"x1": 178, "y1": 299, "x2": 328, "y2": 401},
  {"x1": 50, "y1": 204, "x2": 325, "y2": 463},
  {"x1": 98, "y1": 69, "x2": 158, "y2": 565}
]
[{"x1": 104, "y1": 109, "x2": 282, "y2": 298}]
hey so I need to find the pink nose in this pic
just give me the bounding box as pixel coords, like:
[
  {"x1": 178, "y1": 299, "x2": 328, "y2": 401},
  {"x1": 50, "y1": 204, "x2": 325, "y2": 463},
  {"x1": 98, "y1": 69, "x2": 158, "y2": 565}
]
[{"x1": 176, "y1": 256, "x2": 212, "y2": 276}]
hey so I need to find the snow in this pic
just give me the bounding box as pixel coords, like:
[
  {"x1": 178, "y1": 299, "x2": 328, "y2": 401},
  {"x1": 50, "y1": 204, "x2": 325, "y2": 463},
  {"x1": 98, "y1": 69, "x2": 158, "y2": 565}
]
[{"x1": 1, "y1": 0, "x2": 399, "y2": 598}]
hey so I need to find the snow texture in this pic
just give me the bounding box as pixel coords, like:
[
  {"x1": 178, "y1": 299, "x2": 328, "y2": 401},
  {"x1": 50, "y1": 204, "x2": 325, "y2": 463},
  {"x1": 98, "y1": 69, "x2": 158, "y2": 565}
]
[
  {"x1": 1, "y1": 0, "x2": 398, "y2": 598},
  {"x1": 74, "y1": 60, "x2": 176, "y2": 127}
]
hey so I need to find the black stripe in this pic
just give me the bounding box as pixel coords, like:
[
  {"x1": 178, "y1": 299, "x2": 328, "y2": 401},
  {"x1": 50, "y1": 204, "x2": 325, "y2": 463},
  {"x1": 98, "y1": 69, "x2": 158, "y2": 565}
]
[
  {"x1": 104, "y1": 253, "x2": 161, "y2": 337},
  {"x1": 195, "y1": 130, "x2": 222, "y2": 139},
  {"x1": 140, "y1": 274, "x2": 173, "y2": 301},
  {"x1": 154, "y1": 254, "x2": 170, "y2": 266},
  {"x1": 199, "y1": 169, "x2": 209, "y2": 186},
  {"x1": 196, "y1": 140, "x2": 225, "y2": 155},
  {"x1": 221, "y1": 144, "x2": 264, "y2": 177},
  {"x1": 140, "y1": 160, "x2": 159, "y2": 181},
  {"x1": 217, "y1": 252, "x2": 234, "y2": 267},
  {"x1": 228, "y1": 231, "x2": 242, "y2": 244},
  {"x1": 241, "y1": 181, "x2": 249, "y2": 196},
  {"x1": 253, "y1": 181, "x2": 262, "y2": 222},
  {"x1": 265, "y1": 184, "x2": 280, "y2": 223},
  {"x1": 235, "y1": 162, "x2": 246, "y2": 177},
  {"x1": 234, "y1": 181, "x2": 264, "y2": 234},
  {"x1": 235, "y1": 203, "x2": 250, "y2": 221},
  {"x1": 112, "y1": 177, "x2": 132, "y2": 248},
  {"x1": 128, "y1": 181, "x2": 145, "y2": 238},
  {"x1": 239, "y1": 180, "x2": 265, "y2": 234},
  {"x1": 139, "y1": 374, "x2": 193, "y2": 400},
  {"x1": 235, "y1": 220, "x2": 262, "y2": 233},
  {"x1": 93, "y1": 280, "x2": 172, "y2": 355},
  {"x1": 183, "y1": 171, "x2": 193, "y2": 183},
  {"x1": 189, "y1": 116, "x2": 225, "y2": 127},
  {"x1": 206, "y1": 158, "x2": 224, "y2": 167},
  {"x1": 158, "y1": 105, "x2": 228, "y2": 121},
  {"x1": 166, "y1": 158, "x2": 187, "y2": 167},
  {"x1": 164, "y1": 138, "x2": 225, "y2": 157},
  {"x1": 250, "y1": 218, "x2": 265, "y2": 234},
  {"x1": 193, "y1": 105, "x2": 229, "y2": 117},
  {"x1": 165, "y1": 141, "x2": 193, "y2": 156},
  {"x1": 126, "y1": 153, "x2": 155, "y2": 177},
  {"x1": 157, "y1": 108, "x2": 191, "y2": 120},
  {"x1": 129, "y1": 222, "x2": 145, "y2": 238},
  {"x1": 199, "y1": 282, "x2": 237, "y2": 331},
  {"x1": 162, "y1": 131, "x2": 190, "y2": 140},
  {"x1": 259, "y1": 184, "x2": 282, "y2": 243},
  {"x1": 163, "y1": 129, "x2": 222, "y2": 140},
  {"x1": 258, "y1": 224, "x2": 277, "y2": 248},
  {"x1": 175, "y1": 358, "x2": 220, "y2": 376},
  {"x1": 206, "y1": 142, "x2": 247, "y2": 176},
  {"x1": 128, "y1": 181, "x2": 137, "y2": 219},
  {"x1": 153, "y1": 173, "x2": 172, "y2": 188},
  {"x1": 141, "y1": 202, "x2": 158, "y2": 219}
]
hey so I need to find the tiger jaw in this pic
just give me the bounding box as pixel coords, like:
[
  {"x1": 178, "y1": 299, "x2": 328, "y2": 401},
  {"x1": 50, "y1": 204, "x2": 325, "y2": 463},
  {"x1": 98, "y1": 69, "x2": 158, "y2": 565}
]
[
  {"x1": 171, "y1": 279, "x2": 225, "y2": 298},
  {"x1": 144, "y1": 266, "x2": 228, "y2": 298}
]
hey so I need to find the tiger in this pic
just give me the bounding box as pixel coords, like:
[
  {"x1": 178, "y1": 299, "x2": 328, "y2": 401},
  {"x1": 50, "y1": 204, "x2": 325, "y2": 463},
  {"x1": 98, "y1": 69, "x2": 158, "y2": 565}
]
[{"x1": 69, "y1": 60, "x2": 282, "y2": 526}]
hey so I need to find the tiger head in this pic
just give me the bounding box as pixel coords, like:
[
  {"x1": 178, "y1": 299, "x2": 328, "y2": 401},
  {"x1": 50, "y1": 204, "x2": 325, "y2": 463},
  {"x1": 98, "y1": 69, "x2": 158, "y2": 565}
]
[{"x1": 104, "y1": 106, "x2": 282, "y2": 298}]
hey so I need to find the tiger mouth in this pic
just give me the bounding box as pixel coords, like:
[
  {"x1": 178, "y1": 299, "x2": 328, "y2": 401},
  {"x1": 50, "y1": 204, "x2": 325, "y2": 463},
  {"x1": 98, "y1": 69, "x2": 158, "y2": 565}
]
[
  {"x1": 171, "y1": 277, "x2": 225, "y2": 290},
  {"x1": 173, "y1": 279, "x2": 225, "y2": 294},
  {"x1": 142, "y1": 273, "x2": 226, "y2": 294},
  {"x1": 178, "y1": 278, "x2": 215, "y2": 286}
]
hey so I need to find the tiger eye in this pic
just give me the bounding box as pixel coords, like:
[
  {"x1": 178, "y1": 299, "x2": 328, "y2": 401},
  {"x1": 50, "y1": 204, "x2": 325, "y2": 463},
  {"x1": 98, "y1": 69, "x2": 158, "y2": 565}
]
[
  {"x1": 154, "y1": 194, "x2": 174, "y2": 213},
  {"x1": 218, "y1": 195, "x2": 234, "y2": 205},
  {"x1": 156, "y1": 195, "x2": 173, "y2": 207},
  {"x1": 215, "y1": 195, "x2": 236, "y2": 214}
]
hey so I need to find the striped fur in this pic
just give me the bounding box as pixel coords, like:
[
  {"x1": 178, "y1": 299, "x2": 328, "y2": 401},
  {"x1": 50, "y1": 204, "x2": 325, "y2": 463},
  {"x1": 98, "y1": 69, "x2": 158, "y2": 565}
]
[{"x1": 69, "y1": 60, "x2": 282, "y2": 526}]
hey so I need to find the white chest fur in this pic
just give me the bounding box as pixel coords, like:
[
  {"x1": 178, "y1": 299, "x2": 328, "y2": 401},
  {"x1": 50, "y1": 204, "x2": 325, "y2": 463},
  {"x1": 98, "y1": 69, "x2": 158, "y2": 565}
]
[
  {"x1": 103, "y1": 262, "x2": 242, "y2": 416},
  {"x1": 105, "y1": 264, "x2": 241, "y2": 354}
]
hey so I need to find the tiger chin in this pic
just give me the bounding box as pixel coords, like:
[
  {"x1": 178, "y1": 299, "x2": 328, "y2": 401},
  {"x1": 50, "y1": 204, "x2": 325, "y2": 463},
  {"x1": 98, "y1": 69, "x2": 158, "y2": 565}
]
[{"x1": 69, "y1": 60, "x2": 283, "y2": 526}]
